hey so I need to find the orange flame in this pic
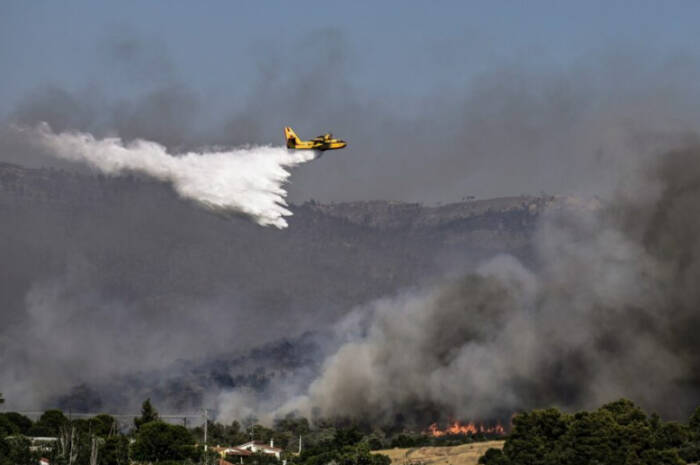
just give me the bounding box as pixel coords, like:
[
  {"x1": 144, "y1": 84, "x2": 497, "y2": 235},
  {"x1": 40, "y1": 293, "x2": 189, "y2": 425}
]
[{"x1": 426, "y1": 420, "x2": 505, "y2": 437}]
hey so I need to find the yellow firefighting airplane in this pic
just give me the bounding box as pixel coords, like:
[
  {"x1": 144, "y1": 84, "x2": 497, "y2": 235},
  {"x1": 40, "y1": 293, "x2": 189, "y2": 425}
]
[{"x1": 284, "y1": 127, "x2": 347, "y2": 151}]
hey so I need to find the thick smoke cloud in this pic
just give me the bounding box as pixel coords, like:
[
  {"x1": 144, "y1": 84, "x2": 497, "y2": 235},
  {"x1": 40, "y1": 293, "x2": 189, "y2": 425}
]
[
  {"x1": 3, "y1": 28, "x2": 700, "y2": 422},
  {"x1": 3, "y1": 160, "x2": 511, "y2": 413},
  {"x1": 20, "y1": 124, "x2": 316, "y2": 228},
  {"x1": 267, "y1": 147, "x2": 700, "y2": 424}
]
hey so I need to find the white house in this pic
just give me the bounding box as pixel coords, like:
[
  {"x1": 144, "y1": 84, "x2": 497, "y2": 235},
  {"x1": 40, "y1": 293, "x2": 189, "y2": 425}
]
[{"x1": 237, "y1": 440, "x2": 282, "y2": 460}]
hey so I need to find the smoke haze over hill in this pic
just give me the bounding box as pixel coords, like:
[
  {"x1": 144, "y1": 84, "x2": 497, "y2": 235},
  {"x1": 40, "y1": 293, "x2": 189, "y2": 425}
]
[
  {"x1": 270, "y1": 147, "x2": 700, "y2": 424},
  {"x1": 0, "y1": 160, "x2": 544, "y2": 413},
  {"x1": 1, "y1": 26, "x2": 700, "y2": 426}
]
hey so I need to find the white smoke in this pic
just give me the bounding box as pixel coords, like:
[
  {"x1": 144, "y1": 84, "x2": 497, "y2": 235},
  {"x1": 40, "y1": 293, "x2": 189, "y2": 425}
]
[{"x1": 24, "y1": 123, "x2": 317, "y2": 228}]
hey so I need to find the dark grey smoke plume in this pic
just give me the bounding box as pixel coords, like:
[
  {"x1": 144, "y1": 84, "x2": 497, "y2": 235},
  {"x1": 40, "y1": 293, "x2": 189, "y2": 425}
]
[
  {"x1": 3, "y1": 28, "x2": 700, "y2": 423},
  {"x1": 0, "y1": 160, "x2": 541, "y2": 412},
  {"x1": 265, "y1": 146, "x2": 700, "y2": 424}
]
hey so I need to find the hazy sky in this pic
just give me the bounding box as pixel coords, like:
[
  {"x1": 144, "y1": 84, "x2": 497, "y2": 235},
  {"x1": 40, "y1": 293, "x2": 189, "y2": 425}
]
[
  {"x1": 2, "y1": 1, "x2": 699, "y2": 107},
  {"x1": 3, "y1": 1, "x2": 700, "y2": 202}
]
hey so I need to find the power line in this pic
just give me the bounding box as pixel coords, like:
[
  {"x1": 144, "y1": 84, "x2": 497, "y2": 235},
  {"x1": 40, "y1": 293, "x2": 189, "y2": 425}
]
[
  {"x1": 12, "y1": 411, "x2": 205, "y2": 418},
  {"x1": 11, "y1": 410, "x2": 210, "y2": 429}
]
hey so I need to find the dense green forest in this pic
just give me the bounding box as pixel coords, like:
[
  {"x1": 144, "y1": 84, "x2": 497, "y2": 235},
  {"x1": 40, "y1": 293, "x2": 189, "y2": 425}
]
[
  {"x1": 478, "y1": 399, "x2": 700, "y2": 465},
  {"x1": 3, "y1": 395, "x2": 699, "y2": 465},
  {"x1": 0, "y1": 398, "x2": 394, "y2": 465}
]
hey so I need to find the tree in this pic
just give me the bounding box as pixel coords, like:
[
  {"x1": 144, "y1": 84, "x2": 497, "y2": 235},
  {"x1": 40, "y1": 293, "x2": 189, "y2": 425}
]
[
  {"x1": 653, "y1": 422, "x2": 689, "y2": 450},
  {"x1": 273, "y1": 415, "x2": 311, "y2": 450},
  {"x1": 390, "y1": 434, "x2": 420, "y2": 449},
  {"x1": 334, "y1": 427, "x2": 363, "y2": 448},
  {"x1": 555, "y1": 410, "x2": 620, "y2": 465},
  {"x1": 134, "y1": 398, "x2": 159, "y2": 431},
  {"x1": 131, "y1": 421, "x2": 196, "y2": 462},
  {"x1": 478, "y1": 448, "x2": 510, "y2": 465},
  {"x1": 274, "y1": 415, "x2": 311, "y2": 437},
  {"x1": 600, "y1": 399, "x2": 647, "y2": 426},
  {"x1": 0, "y1": 435, "x2": 8, "y2": 465},
  {"x1": 247, "y1": 423, "x2": 275, "y2": 444},
  {"x1": 679, "y1": 441, "x2": 700, "y2": 463},
  {"x1": 247, "y1": 451, "x2": 280, "y2": 465},
  {"x1": 365, "y1": 435, "x2": 384, "y2": 451},
  {"x1": 0, "y1": 401, "x2": 33, "y2": 465},
  {"x1": 295, "y1": 427, "x2": 390, "y2": 465},
  {"x1": 0, "y1": 436, "x2": 33, "y2": 465},
  {"x1": 53, "y1": 423, "x2": 81, "y2": 465},
  {"x1": 680, "y1": 406, "x2": 700, "y2": 462},
  {"x1": 100, "y1": 436, "x2": 129, "y2": 465},
  {"x1": 502, "y1": 408, "x2": 569, "y2": 465},
  {"x1": 639, "y1": 448, "x2": 684, "y2": 465},
  {"x1": 478, "y1": 399, "x2": 700, "y2": 465},
  {"x1": 3, "y1": 412, "x2": 33, "y2": 435},
  {"x1": 192, "y1": 420, "x2": 249, "y2": 447},
  {"x1": 89, "y1": 414, "x2": 117, "y2": 437},
  {"x1": 689, "y1": 406, "x2": 700, "y2": 436},
  {"x1": 31, "y1": 410, "x2": 68, "y2": 436},
  {"x1": 0, "y1": 414, "x2": 19, "y2": 437}
]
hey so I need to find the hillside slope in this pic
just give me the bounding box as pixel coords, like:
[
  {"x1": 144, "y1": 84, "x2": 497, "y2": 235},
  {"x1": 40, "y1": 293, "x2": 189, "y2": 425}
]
[
  {"x1": 375, "y1": 442, "x2": 505, "y2": 465},
  {"x1": 0, "y1": 162, "x2": 551, "y2": 411}
]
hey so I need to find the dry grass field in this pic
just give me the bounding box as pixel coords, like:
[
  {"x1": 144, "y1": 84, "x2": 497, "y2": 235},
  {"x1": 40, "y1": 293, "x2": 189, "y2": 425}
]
[{"x1": 374, "y1": 441, "x2": 505, "y2": 465}]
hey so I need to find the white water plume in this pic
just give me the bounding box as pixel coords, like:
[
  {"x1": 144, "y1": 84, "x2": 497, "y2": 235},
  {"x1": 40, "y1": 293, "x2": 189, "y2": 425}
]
[{"x1": 25, "y1": 123, "x2": 317, "y2": 228}]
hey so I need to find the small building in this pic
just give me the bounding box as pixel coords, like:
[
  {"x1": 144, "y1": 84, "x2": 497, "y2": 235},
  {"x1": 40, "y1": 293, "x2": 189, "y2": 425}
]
[
  {"x1": 212, "y1": 439, "x2": 282, "y2": 462},
  {"x1": 213, "y1": 446, "x2": 252, "y2": 464},
  {"x1": 23, "y1": 437, "x2": 58, "y2": 454},
  {"x1": 237, "y1": 440, "x2": 282, "y2": 460},
  {"x1": 213, "y1": 446, "x2": 253, "y2": 458},
  {"x1": 39, "y1": 458, "x2": 50, "y2": 465}
]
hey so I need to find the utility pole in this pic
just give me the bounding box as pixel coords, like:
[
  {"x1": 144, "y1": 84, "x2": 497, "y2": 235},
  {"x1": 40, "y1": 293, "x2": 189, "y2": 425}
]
[{"x1": 203, "y1": 409, "x2": 208, "y2": 453}]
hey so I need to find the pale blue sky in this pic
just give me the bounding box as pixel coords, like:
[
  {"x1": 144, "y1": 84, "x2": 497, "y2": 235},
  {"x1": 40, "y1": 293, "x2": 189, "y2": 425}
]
[
  {"x1": 2, "y1": 1, "x2": 700, "y2": 201},
  {"x1": 2, "y1": 1, "x2": 699, "y2": 113}
]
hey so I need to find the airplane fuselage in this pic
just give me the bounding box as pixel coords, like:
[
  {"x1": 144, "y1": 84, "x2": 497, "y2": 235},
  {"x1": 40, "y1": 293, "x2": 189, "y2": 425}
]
[{"x1": 285, "y1": 127, "x2": 347, "y2": 151}]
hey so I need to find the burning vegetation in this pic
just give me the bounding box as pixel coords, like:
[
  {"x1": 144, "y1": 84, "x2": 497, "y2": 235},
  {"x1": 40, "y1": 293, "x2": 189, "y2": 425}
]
[{"x1": 426, "y1": 421, "x2": 506, "y2": 437}]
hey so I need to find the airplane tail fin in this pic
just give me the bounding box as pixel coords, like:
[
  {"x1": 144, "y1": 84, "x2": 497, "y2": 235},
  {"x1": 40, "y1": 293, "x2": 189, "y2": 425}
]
[{"x1": 284, "y1": 127, "x2": 301, "y2": 148}]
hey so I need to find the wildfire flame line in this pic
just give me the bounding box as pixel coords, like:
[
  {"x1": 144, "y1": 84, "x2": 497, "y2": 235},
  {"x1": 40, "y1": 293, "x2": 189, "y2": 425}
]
[{"x1": 426, "y1": 421, "x2": 505, "y2": 437}]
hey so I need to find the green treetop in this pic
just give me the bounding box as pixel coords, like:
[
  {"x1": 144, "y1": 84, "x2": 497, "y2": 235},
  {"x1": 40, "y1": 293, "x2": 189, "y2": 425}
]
[{"x1": 134, "y1": 398, "x2": 159, "y2": 431}]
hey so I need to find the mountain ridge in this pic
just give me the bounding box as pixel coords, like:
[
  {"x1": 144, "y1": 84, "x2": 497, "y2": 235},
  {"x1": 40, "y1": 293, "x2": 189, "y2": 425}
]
[{"x1": 0, "y1": 161, "x2": 556, "y2": 413}]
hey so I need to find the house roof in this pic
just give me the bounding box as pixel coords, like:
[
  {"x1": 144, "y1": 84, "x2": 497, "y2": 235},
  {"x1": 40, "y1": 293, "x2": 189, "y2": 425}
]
[
  {"x1": 238, "y1": 441, "x2": 282, "y2": 452},
  {"x1": 213, "y1": 446, "x2": 252, "y2": 456}
]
